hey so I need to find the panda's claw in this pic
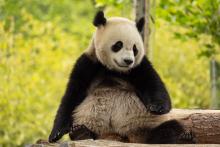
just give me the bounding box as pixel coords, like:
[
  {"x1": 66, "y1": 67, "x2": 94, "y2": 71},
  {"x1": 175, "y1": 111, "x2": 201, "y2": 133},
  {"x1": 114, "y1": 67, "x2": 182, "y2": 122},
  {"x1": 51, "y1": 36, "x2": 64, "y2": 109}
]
[
  {"x1": 69, "y1": 124, "x2": 96, "y2": 140},
  {"x1": 71, "y1": 124, "x2": 86, "y2": 132},
  {"x1": 178, "y1": 131, "x2": 196, "y2": 143}
]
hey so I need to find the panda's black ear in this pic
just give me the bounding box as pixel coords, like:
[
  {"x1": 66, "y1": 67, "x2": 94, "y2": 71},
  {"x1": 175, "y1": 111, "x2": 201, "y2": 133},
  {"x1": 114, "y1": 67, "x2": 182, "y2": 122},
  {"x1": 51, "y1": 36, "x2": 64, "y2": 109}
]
[
  {"x1": 93, "y1": 11, "x2": 107, "y2": 27},
  {"x1": 136, "y1": 17, "x2": 145, "y2": 32}
]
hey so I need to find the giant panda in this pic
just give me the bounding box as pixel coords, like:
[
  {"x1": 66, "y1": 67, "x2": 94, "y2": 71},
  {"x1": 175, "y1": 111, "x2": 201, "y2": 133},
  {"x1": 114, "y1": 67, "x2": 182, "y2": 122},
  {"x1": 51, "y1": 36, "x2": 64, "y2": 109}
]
[{"x1": 48, "y1": 11, "x2": 194, "y2": 144}]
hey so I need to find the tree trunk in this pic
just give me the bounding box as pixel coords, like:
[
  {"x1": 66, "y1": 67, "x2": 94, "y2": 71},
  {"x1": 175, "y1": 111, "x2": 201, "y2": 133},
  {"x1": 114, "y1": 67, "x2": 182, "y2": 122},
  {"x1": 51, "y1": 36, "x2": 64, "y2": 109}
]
[
  {"x1": 133, "y1": 0, "x2": 150, "y2": 55},
  {"x1": 210, "y1": 58, "x2": 220, "y2": 109}
]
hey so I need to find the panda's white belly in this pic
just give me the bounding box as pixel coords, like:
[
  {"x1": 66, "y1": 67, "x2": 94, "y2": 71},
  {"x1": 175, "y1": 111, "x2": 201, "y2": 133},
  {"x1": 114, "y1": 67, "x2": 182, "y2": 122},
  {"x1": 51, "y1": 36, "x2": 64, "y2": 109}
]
[{"x1": 72, "y1": 78, "x2": 159, "y2": 135}]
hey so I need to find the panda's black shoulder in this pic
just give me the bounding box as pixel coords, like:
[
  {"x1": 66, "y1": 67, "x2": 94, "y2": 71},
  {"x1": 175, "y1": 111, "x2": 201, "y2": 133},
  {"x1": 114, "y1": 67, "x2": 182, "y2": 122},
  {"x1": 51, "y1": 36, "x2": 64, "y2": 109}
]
[
  {"x1": 74, "y1": 53, "x2": 103, "y2": 71},
  {"x1": 69, "y1": 53, "x2": 104, "y2": 84}
]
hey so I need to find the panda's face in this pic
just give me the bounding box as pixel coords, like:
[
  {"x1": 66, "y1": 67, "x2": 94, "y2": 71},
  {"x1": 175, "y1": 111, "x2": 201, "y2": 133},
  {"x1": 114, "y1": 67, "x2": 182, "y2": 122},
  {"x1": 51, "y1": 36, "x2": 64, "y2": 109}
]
[
  {"x1": 109, "y1": 40, "x2": 138, "y2": 71},
  {"x1": 94, "y1": 17, "x2": 145, "y2": 72}
]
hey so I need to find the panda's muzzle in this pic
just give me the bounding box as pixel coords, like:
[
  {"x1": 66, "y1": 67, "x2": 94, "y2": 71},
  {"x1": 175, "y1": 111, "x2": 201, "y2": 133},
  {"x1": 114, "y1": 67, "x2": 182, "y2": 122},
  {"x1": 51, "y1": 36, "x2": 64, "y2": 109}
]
[{"x1": 114, "y1": 59, "x2": 130, "y2": 68}]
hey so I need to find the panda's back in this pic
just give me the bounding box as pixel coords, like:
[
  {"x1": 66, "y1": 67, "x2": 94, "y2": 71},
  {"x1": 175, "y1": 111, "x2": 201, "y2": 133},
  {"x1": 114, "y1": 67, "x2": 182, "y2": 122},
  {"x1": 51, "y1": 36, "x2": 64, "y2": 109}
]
[{"x1": 73, "y1": 75, "x2": 156, "y2": 135}]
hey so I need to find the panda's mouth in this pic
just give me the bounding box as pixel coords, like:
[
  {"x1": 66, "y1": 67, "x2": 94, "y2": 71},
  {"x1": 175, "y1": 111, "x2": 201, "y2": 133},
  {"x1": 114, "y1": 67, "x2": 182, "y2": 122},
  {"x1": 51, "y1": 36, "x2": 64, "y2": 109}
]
[{"x1": 114, "y1": 59, "x2": 129, "y2": 68}]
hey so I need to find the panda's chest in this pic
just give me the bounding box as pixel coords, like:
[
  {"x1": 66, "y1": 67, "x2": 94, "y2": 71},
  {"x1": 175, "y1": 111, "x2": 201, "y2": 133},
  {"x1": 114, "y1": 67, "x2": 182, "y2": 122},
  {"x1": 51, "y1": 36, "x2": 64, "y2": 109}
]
[
  {"x1": 86, "y1": 74, "x2": 147, "y2": 115},
  {"x1": 73, "y1": 74, "x2": 149, "y2": 133}
]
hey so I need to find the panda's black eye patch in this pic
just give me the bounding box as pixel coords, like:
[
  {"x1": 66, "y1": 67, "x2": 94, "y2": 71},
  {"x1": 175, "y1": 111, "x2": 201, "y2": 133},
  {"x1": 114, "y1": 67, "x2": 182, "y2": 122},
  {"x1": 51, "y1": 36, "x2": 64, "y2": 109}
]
[
  {"x1": 112, "y1": 41, "x2": 123, "y2": 52},
  {"x1": 133, "y1": 44, "x2": 138, "y2": 56}
]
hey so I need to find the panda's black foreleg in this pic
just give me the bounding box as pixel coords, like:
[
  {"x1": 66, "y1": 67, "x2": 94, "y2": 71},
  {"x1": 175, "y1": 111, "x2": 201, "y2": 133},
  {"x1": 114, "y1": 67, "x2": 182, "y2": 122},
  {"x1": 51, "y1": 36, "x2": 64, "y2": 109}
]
[
  {"x1": 69, "y1": 124, "x2": 97, "y2": 140},
  {"x1": 129, "y1": 56, "x2": 171, "y2": 115},
  {"x1": 48, "y1": 53, "x2": 101, "y2": 143}
]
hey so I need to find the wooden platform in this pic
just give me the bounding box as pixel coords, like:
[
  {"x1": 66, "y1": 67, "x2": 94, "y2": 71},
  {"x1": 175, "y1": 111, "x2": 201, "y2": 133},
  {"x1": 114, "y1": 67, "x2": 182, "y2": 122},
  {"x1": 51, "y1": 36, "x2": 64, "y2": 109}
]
[{"x1": 27, "y1": 139, "x2": 220, "y2": 147}]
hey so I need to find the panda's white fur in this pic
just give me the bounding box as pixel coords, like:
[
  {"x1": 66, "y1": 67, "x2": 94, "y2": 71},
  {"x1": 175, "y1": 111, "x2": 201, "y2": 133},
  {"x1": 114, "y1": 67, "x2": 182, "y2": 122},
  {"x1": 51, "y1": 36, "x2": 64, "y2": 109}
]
[{"x1": 72, "y1": 17, "x2": 164, "y2": 142}]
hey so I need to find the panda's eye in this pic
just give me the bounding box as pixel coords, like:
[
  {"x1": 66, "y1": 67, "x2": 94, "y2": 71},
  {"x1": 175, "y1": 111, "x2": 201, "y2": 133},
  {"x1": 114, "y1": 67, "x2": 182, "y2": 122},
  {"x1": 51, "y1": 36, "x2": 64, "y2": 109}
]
[
  {"x1": 112, "y1": 41, "x2": 123, "y2": 52},
  {"x1": 133, "y1": 44, "x2": 138, "y2": 56}
]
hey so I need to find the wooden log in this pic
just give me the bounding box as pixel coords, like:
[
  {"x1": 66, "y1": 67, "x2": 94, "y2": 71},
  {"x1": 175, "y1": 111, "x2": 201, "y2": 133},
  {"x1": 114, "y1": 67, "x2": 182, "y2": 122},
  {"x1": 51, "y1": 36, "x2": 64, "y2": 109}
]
[{"x1": 28, "y1": 109, "x2": 220, "y2": 146}]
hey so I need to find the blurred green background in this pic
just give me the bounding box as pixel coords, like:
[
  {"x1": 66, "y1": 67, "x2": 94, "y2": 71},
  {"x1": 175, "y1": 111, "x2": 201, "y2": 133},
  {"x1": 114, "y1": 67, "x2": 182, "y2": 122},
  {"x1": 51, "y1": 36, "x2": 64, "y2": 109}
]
[{"x1": 0, "y1": 0, "x2": 220, "y2": 146}]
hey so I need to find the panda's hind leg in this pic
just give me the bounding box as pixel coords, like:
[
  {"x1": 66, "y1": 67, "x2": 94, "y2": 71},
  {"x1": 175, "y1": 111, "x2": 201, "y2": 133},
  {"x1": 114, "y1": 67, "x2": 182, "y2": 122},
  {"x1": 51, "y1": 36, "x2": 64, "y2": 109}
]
[{"x1": 147, "y1": 120, "x2": 196, "y2": 144}]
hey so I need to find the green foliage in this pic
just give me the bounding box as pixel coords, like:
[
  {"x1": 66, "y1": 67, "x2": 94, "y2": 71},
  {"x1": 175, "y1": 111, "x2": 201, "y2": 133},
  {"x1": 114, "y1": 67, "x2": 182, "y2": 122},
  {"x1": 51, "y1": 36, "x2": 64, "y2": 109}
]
[
  {"x1": 95, "y1": 0, "x2": 133, "y2": 18},
  {"x1": 0, "y1": 0, "x2": 212, "y2": 146},
  {"x1": 95, "y1": 0, "x2": 124, "y2": 7},
  {"x1": 157, "y1": 0, "x2": 220, "y2": 57}
]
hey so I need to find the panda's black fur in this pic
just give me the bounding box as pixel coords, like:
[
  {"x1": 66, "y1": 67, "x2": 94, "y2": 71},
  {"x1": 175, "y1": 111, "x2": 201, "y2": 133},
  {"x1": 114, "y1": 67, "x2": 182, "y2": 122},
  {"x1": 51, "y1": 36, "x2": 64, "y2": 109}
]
[{"x1": 49, "y1": 11, "x2": 194, "y2": 144}]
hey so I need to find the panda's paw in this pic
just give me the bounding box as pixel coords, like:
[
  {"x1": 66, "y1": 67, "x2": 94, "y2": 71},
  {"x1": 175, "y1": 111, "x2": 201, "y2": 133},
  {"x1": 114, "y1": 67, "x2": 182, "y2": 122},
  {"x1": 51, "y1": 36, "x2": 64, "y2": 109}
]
[
  {"x1": 69, "y1": 124, "x2": 96, "y2": 140},
  {"x1": 178, "y1": 131, "x2": 196, "y2": 144},
  {"x1": 148, "y1": 103, "x2": 170, "y2": 115}
]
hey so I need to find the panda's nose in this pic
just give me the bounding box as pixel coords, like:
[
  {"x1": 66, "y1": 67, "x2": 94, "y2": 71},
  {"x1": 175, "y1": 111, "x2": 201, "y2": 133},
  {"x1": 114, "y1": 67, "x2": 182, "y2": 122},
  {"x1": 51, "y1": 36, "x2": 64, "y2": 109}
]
[{"x1": 124, "y1": 59, "x2": 133, "y2": 65}]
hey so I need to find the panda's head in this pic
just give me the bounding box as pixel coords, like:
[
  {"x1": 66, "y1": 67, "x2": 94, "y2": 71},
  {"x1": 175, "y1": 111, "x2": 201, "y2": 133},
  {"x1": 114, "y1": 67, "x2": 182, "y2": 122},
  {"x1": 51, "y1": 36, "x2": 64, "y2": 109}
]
[{"x1": 92, "y1": 11, "x2": 145, "y2": 72}]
